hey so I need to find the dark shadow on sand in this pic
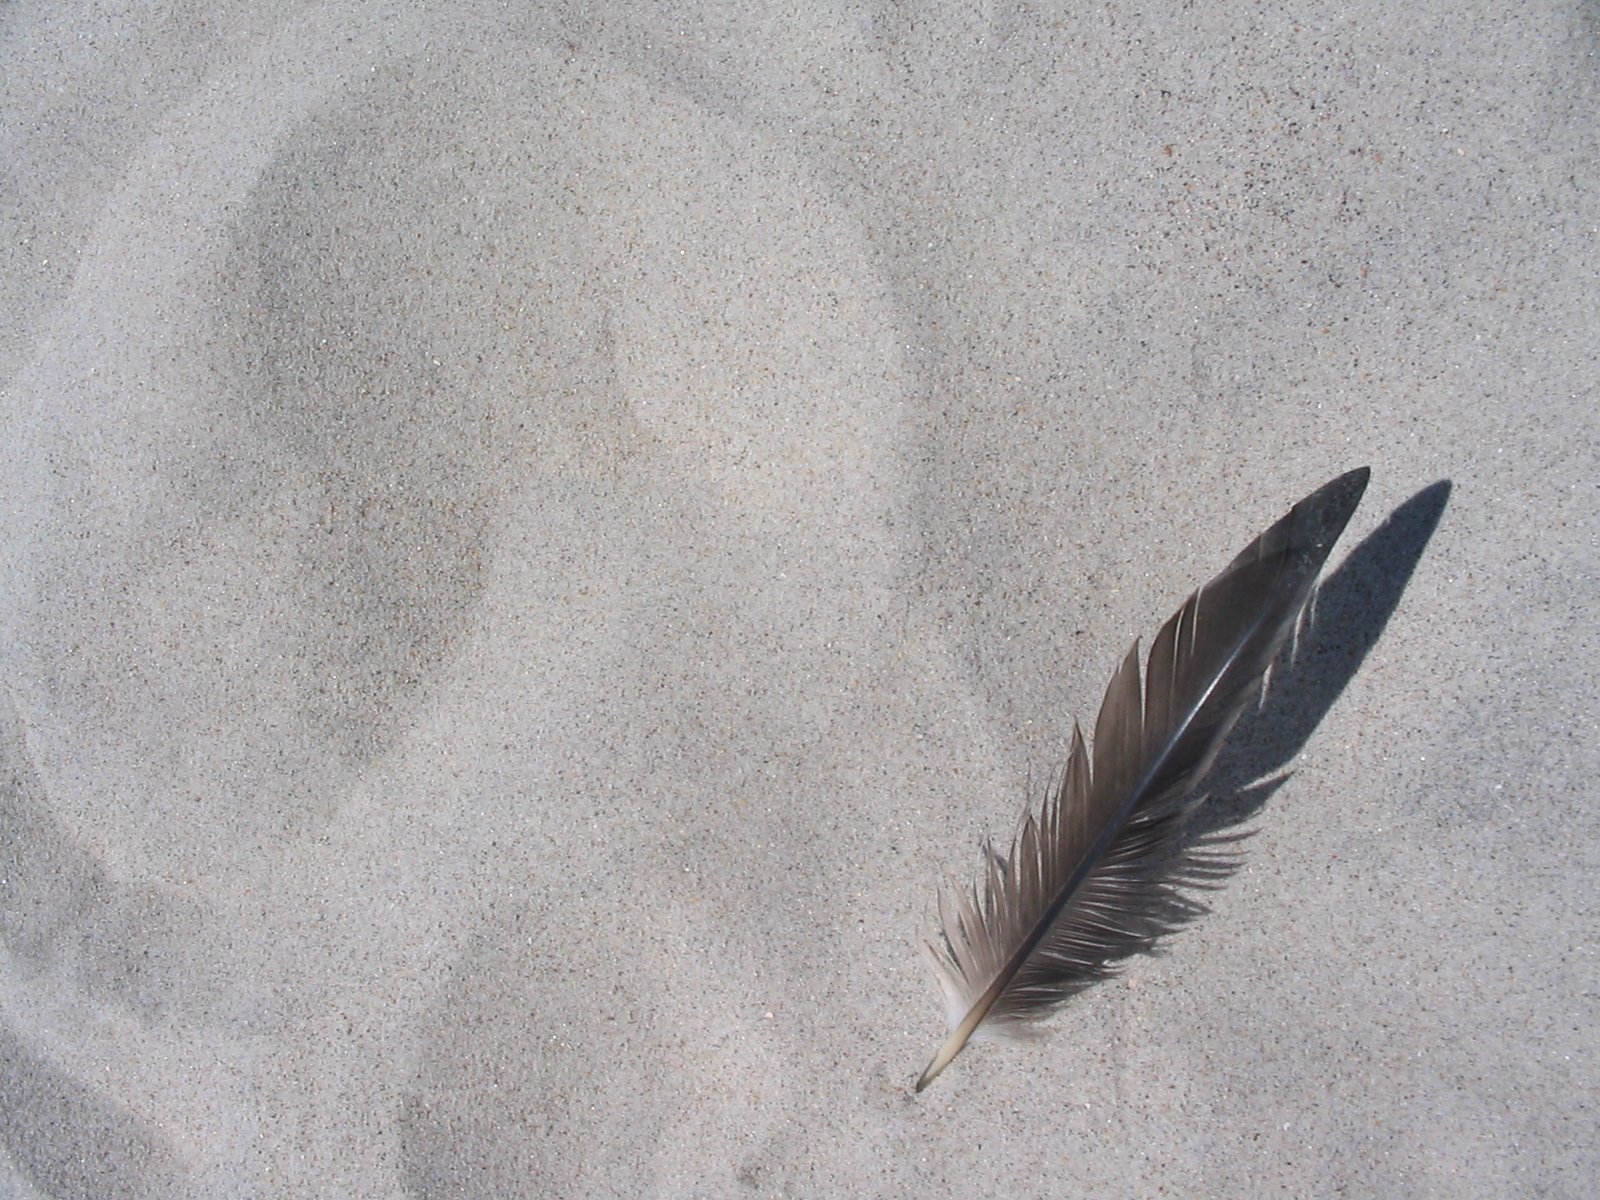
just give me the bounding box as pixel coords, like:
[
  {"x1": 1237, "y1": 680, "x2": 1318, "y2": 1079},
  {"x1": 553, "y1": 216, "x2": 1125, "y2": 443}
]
[{"x1": 1196, "y1": 477, "x2": 1454, "y2": 834}]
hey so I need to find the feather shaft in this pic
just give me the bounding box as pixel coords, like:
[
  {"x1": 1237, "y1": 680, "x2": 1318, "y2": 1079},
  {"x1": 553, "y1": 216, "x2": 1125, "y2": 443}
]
[{"x1": 916, "y1": 468, "x2": 1370, "y2": 1091}]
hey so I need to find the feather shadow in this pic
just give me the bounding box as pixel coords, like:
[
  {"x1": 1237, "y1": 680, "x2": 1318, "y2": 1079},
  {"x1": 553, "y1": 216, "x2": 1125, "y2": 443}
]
[
  {"x1": 1169, "y1": 479, "x2": 1453, "y2": 961},
  {"x1": 1199, "y1": 478, "x2": 1453, "y2": 831}
]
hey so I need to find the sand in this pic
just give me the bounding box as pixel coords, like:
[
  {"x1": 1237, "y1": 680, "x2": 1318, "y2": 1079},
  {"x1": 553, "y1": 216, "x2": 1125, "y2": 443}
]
[{"x1": 2, "y1": 2, "x2": 1596, "y2": 1195}]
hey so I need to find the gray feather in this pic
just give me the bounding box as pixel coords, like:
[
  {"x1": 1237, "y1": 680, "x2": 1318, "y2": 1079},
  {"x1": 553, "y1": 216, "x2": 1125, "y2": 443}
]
[{"x1": 916, "y1": 468, "x2": 1370, "y2": 1091}]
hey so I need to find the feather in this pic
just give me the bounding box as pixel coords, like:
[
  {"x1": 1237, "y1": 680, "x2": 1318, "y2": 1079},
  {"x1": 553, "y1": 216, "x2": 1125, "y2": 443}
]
[{"x1": 916, "y1": 467, "x2": 1370, "y2": 1091}]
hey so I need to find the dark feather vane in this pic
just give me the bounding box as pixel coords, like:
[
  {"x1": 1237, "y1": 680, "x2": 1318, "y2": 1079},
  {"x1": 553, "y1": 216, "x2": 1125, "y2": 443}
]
[{"x1": 917, "y1": 468, "x2": 1370, "y2": 1091}]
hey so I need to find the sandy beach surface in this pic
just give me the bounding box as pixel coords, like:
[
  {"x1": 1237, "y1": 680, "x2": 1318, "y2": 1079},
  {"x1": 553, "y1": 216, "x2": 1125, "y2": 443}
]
[{"x1": 3, "y1": 3, "x2": 1596, "y2": 1195}]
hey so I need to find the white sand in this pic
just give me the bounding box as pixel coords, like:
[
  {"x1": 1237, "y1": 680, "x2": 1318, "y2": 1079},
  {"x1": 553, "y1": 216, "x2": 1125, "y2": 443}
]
[{"x1": 2, "y1": 2, "x2": 1596, "y2": 1195}]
